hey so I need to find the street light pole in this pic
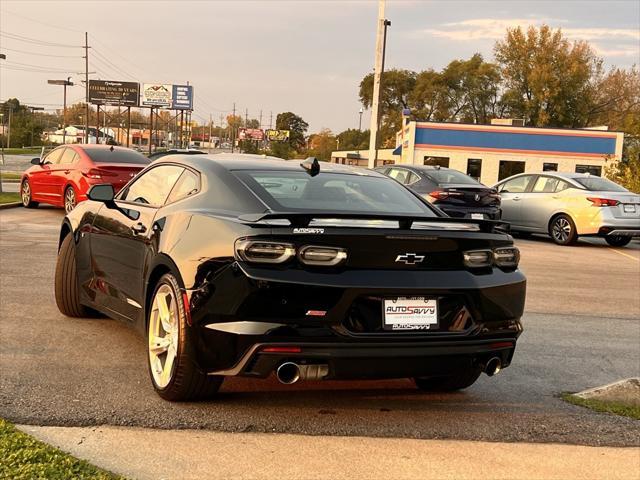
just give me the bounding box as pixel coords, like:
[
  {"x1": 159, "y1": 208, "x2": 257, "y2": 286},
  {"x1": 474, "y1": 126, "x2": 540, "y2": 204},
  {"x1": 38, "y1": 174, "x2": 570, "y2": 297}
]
[
  {"x1": 48, "y1": 78, "x2": 74, "y2": 145},
  {"x1": 358, "y1": 107, "x2": 364, "y2": 131},
  {"x1": 367, "y1": 0, "x2": 389, "y2": 169}
]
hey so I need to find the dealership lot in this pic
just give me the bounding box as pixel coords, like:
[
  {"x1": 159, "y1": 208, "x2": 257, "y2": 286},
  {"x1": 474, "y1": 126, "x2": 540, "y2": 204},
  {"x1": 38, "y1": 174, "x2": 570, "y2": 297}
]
[{"x1": 0, "y1": 207, "x2": 638, "y2": 446}]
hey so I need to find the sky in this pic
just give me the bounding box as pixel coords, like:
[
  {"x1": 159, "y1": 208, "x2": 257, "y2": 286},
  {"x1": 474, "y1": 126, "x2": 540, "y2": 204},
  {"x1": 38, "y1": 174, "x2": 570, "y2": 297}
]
[{"x1": 1, "y1": 0, "x2": 639, "y2": 133}]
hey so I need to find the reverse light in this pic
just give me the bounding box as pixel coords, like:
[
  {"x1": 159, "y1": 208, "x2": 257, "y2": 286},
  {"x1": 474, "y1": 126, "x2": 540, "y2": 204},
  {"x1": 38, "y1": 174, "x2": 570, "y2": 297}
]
[
  {"x1": 261, "y1": 346, "x2": 302, "y2": 353},
  {"x1": 463, "y1": 250, "x2": 493, "y2": 268},
  {"x1": 298, "y1": 245, "x2": 347, "y2": 266},
  {"x1": 83, "y1": 168, "x2": 116, "y2": 179},
  {"x1": 587, "y1": 197, "x2": 620, "y2": 207},
  {"x1": 235, "y1": 239, "x2": 295, "y2": 264},
  {"x1": 493, "y1": 247, "x2": 520, "y2": 268}
]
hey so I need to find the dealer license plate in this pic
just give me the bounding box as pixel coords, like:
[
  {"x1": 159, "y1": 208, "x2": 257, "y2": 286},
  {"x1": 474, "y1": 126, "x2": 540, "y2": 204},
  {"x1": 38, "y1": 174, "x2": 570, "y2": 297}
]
[
  {"x1": 470, "y1": 213, "x2": 484, "y2": 219},
  {"x1": 383, "y1": 297, "x2": 438, "y2": 331},
  {"x1": 623, "y1": 204, "x2": 636, "y2": 213}
]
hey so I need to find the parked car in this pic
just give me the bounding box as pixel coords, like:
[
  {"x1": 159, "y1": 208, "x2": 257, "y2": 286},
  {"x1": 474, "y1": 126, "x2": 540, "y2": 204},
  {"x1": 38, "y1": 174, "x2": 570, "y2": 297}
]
[
  {"x1": 494, "y1": 172, "x2": 640, "y2": 246},
  {"x1": 21, "y1": 145, "x2": 150, "y2": 214},
  {"x1": 54, "y1": 154, "x2": 525, "y2": 401},
  {"x1": 148, "y1": 149, "x2": 206, "y2": 161},
  {"x1": 375, "y1": 165, "x2": 501, "y2": 220}
]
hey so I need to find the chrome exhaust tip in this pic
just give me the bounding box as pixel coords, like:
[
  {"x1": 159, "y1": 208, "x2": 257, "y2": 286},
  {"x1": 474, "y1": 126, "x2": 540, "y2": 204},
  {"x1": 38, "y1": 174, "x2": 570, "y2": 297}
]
[
  {"x1": 485, "y1": 357, "x2": 502, "y2": 376},
  {"x1": 276, "y1": 362, "x2": 301, "y2": 384}
]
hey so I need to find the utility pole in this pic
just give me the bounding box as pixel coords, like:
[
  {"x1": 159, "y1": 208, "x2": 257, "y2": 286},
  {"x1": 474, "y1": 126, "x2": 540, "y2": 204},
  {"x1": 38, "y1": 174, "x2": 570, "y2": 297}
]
[
  {"x1": 244, "y1": 108, "x2": 248, "y2": 127},
  {"x1": 231, "y1": 102, "x2": 236, "y2": 153},
  {"x1": 208, "y1": 113, "x2": 212, "y2": 153},
  {"x1": 269, "y1": 111, "x2": 273, "y2": 130},
  {"x1": 359, "y1": 107, "x2": 364, "y2": 131},
  {"x1": 84, "y1": 32, "x2": 90, "y2": 144},
  {"x1": 219, "y1": 114, "x2": 224, "y2": 147},
  {"x1": 368, "y1": 0, "x2": 387, "y2": 169},
  {"x1": 7, "y1": 105, "x2": 12, "y2": 149}
]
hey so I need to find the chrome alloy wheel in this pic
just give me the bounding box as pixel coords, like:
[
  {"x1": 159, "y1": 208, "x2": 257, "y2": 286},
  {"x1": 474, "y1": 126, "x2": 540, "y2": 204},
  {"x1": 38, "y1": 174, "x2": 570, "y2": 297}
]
[
  {"x1": 21, "y1": 181, "x2": 31, "y2": 206},
  {"x1": 148, "y1": 284, "x2": 180, "y2": 389},
  {"x1": 552, "y1": 217, "x2": 571, "y2": 243},
  {"x1": 64, "y1": 187, "x2": 76, "y2": 214}
]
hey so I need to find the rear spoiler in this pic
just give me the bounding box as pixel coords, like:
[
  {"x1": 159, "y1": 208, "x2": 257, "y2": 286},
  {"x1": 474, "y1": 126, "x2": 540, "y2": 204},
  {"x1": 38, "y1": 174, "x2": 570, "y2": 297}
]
[{"x1": 238, "y1": 211, "x2": 511, "y2": 234}]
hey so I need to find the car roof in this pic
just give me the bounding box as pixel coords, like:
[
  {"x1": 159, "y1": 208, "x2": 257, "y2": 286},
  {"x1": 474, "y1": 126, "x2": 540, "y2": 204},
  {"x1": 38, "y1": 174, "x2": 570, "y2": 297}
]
[
  {"x1": 156, "y1": 153, "x2": 386, "y2": 177},
  {"x1": 377, "y1": 164, "x2": 454, "y2": 173}
]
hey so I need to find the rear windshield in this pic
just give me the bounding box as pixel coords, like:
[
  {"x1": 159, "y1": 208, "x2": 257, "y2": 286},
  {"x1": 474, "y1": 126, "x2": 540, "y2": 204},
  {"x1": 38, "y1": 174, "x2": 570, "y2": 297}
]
[
  {"x1": 235, "y1": 171, "x2": 437, "y2": 216},
  {"x1": 85, "y1": 148, "x2": 150, "y2": 165},
  {"x1": 424, "y1": 169, "x2": 480, "y2": 185},
  {"x1": 574, "y1": 177, "x2": 628, "y2": 192}
]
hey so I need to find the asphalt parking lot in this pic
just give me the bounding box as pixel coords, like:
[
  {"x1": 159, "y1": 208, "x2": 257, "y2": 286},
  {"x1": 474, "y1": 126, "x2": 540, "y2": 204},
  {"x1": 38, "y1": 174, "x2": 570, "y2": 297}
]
[{"x1": 0, "y1": 206, "x2": 639, "y2": 447}]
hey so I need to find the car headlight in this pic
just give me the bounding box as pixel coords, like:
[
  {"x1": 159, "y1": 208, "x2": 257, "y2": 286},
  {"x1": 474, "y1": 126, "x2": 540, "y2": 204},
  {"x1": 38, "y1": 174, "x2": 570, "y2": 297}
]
[
  {"x1": 493, "y1": 247, "x2": 520, "y2": 268},
  {"x1": 235, "y1": 239, "x2": 295, "y2": 264}
]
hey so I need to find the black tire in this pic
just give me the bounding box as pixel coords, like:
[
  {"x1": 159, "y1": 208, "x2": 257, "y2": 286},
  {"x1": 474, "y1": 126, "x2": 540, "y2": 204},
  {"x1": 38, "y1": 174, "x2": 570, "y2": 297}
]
[
  {"x1": 605, "y1": 236, "x2": 632, "y2": 247},
  {"x1": 64, "y1": 185, "x2": 77, "y2": 214},
  {"x1": 147, "y1": 273, "x2": 223, "y2": 401},
  {"x1": 414, "y1": 368, "x2": 482, "y2": 392},
  {"x1": 549, "y1": 214, "x2": 578, "y2": 246},
  {"x1": 21, "y1": 179, "x2": 39, "y2": 208},
  {"x1": 54, "y1": 234, "x2": 88, "y2": 317}
]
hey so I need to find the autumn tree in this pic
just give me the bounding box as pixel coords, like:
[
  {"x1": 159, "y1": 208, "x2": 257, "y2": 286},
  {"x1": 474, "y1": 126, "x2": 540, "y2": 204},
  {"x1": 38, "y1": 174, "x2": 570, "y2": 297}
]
[
  {"x1": 495, "y1": 24, "x2": 601, "y2": 127},
  {"x1": 336, "y1": 128, "x2": 369, "y2": 150},
  {"x1": 307, "y1": 128, "x2": 337, "y2": 161}
]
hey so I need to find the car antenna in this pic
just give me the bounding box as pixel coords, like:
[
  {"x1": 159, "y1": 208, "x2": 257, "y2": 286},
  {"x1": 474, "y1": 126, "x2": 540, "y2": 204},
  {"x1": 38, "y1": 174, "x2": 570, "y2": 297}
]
[
  {"x1": 110, "y1": 145, "x2": 114, "y2": 152},
  {"x1": 301, "y1": 157, "x2": 320, "y2": 177}
]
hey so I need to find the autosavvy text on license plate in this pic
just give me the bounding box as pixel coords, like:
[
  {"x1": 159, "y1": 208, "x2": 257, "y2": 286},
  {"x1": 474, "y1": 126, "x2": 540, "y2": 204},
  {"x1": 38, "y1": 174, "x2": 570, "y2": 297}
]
[{"x1": 383, "y1": 297, "x2": 438, "y2": 330}]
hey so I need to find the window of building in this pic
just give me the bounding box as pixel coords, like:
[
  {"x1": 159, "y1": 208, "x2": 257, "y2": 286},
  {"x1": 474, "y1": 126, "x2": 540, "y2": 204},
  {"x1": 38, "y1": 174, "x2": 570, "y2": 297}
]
[
  {"x1": 543, "y1": 163, "x2": 558, "y2": 171},
  {"x1": 575, "y1": 165, "x2": 602, "y2": 176},
  {"x1": 467, "y1": 159, "x2": 482, "y2": 180},
  {"x1": 498, "y1": 160, "x2": 526, "y2": 180},
  {"x1": 423, "y1": 156, "x2": 450, "y2": 167}
]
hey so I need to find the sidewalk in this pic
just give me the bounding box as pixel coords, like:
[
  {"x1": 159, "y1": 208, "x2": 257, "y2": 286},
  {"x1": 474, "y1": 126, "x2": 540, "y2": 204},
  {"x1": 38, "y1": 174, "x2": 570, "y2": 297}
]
[{"x1": 19, "y1": 424, "x2": 640, "y2": 480}]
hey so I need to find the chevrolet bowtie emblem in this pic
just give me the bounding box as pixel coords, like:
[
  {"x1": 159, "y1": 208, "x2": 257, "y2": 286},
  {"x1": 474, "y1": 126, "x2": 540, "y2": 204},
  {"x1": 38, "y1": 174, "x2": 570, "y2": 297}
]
[{"x1": 395, "y1": 253, "x2": 425, "y2": 265}]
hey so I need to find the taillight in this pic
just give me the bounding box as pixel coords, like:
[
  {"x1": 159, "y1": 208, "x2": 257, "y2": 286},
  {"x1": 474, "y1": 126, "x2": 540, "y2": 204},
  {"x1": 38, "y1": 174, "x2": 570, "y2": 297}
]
[
  {"x1": 587, "y1": 197, "x2": 620, "y2": 207},
  {"x1": 298, "y1": 245, "x2": 347, "y2": 266},
  {"x1": 82, "y1": 168, "x2": 117, "y2": 179},
  {"x1": 463, "y1": 247, "x2": 520, "y2": 269},
  {"x1": 428, "y1": 190, "x2": 463, "y2": 201},
  {"x1": 235, "y1": 240, "x2": 295, "y2": 264}
]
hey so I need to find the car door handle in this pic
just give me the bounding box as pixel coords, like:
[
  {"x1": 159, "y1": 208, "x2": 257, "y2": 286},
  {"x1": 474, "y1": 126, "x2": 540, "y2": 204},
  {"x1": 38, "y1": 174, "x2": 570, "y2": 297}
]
[
  {"x1": 132, "y1": 222, "x2": 147, "y2": 234},
  {"x1": 513, "y1": 197, "x2": 521, "y2": 201}
]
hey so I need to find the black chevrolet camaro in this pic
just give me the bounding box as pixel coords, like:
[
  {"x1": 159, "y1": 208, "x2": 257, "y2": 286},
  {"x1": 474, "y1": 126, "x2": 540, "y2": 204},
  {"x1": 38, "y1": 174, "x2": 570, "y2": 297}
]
[{"x1": 54, "y1": 153, "x2": 525, "y2": 401}]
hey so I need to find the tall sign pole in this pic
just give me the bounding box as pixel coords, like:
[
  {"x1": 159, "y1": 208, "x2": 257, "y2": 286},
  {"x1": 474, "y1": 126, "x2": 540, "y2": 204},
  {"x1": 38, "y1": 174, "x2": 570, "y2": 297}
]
[
  {"x1": 367, "y1": 0, "x2": 386, "y2": 169},
  {"x1": 84, "y1": 32, "x2": 90, "y2": 144}
]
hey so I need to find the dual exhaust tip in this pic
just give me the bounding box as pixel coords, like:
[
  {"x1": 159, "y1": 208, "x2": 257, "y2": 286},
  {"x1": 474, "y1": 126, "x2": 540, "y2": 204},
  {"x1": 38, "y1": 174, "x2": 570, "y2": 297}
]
[
  {"x1": 276, "y1": 358, "x2": 502, "y2": 384},
  {"x1": 276, "y1": 362, "x2": 328, "y2": 384}
]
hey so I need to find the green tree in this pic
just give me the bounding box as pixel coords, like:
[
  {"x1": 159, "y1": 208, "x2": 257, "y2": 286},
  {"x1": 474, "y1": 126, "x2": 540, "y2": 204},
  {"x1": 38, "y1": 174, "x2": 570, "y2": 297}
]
[
  {"x1": 275, "y1": 111, "x2": 308, "y2": 150},
  {"x1": 1, "y1": 98, "x2": 44, "y2": 147},
  {"x1": 336, "y1": 128, "x2": 369, "y2": 150},
  {"x1": 495, "y1": 24, "x2": 600, "y2": 127}
]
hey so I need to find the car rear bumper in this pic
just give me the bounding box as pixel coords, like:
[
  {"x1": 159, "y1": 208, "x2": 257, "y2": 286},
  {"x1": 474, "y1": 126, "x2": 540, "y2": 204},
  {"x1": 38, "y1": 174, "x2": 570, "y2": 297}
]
[
  {"x1": 186, "y1": 264, "x2": 526, "y2": 378},
  {"x1": 210, "y1": 339, "x2": 518, "y2": 379},
  {"x1": 439, "y1": 205, "x2": 502, "y2": 220},
  {"x1": 597, "y1": 226, "x2": 640, "y2": 237}
]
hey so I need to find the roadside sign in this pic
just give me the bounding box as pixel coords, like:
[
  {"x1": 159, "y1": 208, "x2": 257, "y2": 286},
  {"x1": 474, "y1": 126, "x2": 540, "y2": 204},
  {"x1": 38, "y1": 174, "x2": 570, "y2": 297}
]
[
  {"x1": 88, "y1": 80, "x2": 139, "y2": 106},
  {"x1": 238, "y1": 128, "x2": 264, "y2": 141},
  {"x1": 172, "y1": 85, "x2": 193, "y2": 110},
  {"x1": 142, "y1": 83, "x2": 172, "y2": 107},
  {"x1": 266, "y1": 129, "x2": 290, "y2": 142}
]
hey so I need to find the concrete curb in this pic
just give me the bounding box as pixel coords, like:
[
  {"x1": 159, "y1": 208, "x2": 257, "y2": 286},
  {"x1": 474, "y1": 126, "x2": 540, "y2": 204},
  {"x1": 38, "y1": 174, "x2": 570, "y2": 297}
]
[
  {"x1": 574, "y1": 377, "x2": 640, "y2": 404},
  {"x1": 0, "y1": 202, "x2": 22, "y2": 210}
]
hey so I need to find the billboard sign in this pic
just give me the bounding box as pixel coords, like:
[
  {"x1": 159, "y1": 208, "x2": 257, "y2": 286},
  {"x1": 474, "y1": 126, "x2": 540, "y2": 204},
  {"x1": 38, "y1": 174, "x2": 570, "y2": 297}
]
[
  {"x1": 238, "y1": 128, "x2": 264, "y2": 141},
  {"x1": 142, "y1": 83, "x2": 172, "y2": 107},
  {"x1": 266, "y1": 129, "x2": 290, "y2": 142},
  {"x1": 88, "y1": 80, "x2": 139, "y2": 106},
  {"x1": 172, "y1": 85, "x2": 193, "y2": 110}
]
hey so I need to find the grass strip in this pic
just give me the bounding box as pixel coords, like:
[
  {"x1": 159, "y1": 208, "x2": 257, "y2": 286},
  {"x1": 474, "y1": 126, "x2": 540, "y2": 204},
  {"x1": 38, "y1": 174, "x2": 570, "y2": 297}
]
[
  {"x1": 562, "y1": 393, "x2": 640, "y2": 420},
  {"x1": 0, "y1": 192, "x2": 21, "y2": 204},
  {"x1": 0, "y1": 418, "x2": 126, "y2": 480}
]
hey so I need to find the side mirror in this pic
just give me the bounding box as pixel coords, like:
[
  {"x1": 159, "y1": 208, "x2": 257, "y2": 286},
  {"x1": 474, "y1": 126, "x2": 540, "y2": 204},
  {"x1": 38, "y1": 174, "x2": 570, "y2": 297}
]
[
  {"x1": 87, "y1": 184, "x2": 115, "y2": 203},
  {"x1": 31, "y1": 158, "x2": 41, "y2": 165}
]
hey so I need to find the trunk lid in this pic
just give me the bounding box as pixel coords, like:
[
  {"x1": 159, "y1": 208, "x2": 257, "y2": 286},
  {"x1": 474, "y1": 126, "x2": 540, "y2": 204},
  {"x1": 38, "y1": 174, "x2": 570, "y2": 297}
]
[
  {"x1": 89, "y1": 163, "x2": 145, "y2": 191},
  {"x1": 436, "y1": 184, "x2": 500, "y2": 208},
  {"x1": 586, "y1": 191, "x2": 640, "y2": 219}
]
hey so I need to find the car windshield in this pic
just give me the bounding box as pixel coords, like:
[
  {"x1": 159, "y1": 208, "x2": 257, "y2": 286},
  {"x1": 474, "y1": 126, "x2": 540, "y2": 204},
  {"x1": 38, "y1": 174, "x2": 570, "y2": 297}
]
[
  {"x1": 425, "y1": 169, "x2": 480, "y2": 185},
  {"x1": 574, "y1": 177, "x2": 628, "y2": 192},
  {"x1": 235, "y1": 170, "x2": 436, "y2": 216},
  {"x1": 85, "y1": 148, "x2": 150, "y2": 165}
]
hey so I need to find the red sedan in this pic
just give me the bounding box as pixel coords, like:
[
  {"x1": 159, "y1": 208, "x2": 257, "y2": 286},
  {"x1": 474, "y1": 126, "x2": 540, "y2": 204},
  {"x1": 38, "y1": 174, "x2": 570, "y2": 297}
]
[{"x1": 21, "y1": 144, "x2": 150, "y2": 213}]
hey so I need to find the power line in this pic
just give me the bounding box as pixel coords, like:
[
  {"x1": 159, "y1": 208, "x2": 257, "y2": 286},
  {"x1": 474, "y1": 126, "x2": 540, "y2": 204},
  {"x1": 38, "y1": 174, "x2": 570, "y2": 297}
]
[
  {"x1": 1, "y1": 9, "x2": 84, "y2": 34},
  {"x1": 1, "y1": 65, "x2": 78, "y2": 74},
  {"x1": 0, "y1": 47, "x2": 80, "y2": 58},
  {"x1": 4, "y1": 60, "x2": 78, "y2": 70},
  {"x1": 0, "y1": 31, "x2": 80, "y2": 48},
  {"x1": 91, "y1": 48, "x2": 136, "y2": 81}
]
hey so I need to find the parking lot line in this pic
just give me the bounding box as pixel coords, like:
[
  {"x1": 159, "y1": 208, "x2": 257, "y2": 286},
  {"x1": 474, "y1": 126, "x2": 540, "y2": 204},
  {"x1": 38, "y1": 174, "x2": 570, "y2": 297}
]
[{"x1": 609, "y1": 248, "x2": 640, "y2": 262}]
